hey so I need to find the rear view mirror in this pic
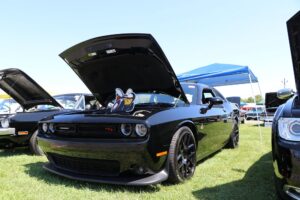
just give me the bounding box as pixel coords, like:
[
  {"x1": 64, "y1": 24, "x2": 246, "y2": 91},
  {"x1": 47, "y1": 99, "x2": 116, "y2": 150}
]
[{"x1": 277, "y1": 88, "x2": 294, "y2": 100}]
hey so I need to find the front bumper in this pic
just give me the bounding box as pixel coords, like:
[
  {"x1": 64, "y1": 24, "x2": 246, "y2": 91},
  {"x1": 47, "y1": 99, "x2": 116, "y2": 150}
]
[
  {"x1": 43, "y1": 162, "x2": 168, "y2": 186},
  {"x1": 37, "y1": 135, "x2": 168, "y2": 185},
  {"x1": 0, "y1": 128, "x2": 15, "y2": 136},
  {"x1": 274, "y1": 138, "x2": 300, "y2": 199}
]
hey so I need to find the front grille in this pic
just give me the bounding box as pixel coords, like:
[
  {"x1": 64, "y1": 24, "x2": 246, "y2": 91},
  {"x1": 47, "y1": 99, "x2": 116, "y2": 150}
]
[
  {"x1": 52, "y1": 123, "x2": 121, "y2": 139},
  {"x1": 49, "y1": 153, "x2": 120, "y2": 177}
]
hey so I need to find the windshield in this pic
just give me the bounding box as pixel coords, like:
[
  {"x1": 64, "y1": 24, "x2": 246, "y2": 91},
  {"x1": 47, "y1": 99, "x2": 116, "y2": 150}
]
[
  {"x1": 54, "y1": 94, "x2": 82, "y2": 109},
  {"x1": 108, "y1": 92, "x2": 185, "y2": 108},
  {"x1": 181, "y1": 84, "x2": 197, "y2": 104},
  {"x1": 134, "y1": 93, "x2": 184, "y2": 105}
]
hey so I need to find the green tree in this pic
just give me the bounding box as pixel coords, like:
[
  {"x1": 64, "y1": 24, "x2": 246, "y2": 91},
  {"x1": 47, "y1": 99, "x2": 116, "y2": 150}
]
[
  {"x1": 241, "y1": 95, "x2": 264, "y2": 104},
  {"x1": 246, "y1": 97, "x2": 254, "y2": 103},
  {"x1": 255, "y1": 95, "x2": 263, "y2": 103}
]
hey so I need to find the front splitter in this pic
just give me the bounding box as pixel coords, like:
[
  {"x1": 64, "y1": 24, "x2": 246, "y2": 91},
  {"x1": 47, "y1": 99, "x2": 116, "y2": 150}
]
[{"x1": 43, "y1": 163, "x2": 169, "y2": 186}]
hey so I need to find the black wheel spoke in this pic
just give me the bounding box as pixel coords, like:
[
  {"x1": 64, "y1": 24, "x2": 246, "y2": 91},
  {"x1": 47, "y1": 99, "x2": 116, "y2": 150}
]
[
  {"x1": 177, "y1": 154, "x2": 182, "y2": 161},
  {"x1": 188, "y1": 144, "x2": 195, "y2": 150},
  {"x1": 183, "y1": 164, "x2": 188, "y2": 177},
  {"x1": 185, "y1": 135, "x2": 191, "y2": 147},
  {"x1": 187, "y1": 151, "x2": 195, "y2": 159},
  {"x1": 178, "y1": 161, "x2": 184, "y2": 169},
  {"x1": 182, "y1": 134, "x2": 188, "y2": 149}
]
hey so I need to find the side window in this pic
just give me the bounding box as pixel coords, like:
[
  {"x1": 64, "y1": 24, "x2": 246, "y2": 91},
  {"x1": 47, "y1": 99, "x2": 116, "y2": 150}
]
[
  {"x1": 202, "y1": 88, "x2": 215, "y2": 104},
  {"x1": 212, "y1": 88, "x2": 226, "y2": 100}
]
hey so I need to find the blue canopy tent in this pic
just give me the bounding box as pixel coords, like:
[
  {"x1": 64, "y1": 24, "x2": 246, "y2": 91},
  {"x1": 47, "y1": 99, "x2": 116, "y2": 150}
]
[
  {"x1": 177, "y1": 63, "x2": 258, "y2": 86},
  {"x1": 178, "y1": 63, "x2": 263, "y2": 141}
]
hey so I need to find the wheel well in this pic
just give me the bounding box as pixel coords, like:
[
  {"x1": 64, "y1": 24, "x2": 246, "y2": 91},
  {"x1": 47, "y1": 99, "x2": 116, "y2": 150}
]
[{"x1": 179, "y1": 122, "x2": 198, "y2": 148}]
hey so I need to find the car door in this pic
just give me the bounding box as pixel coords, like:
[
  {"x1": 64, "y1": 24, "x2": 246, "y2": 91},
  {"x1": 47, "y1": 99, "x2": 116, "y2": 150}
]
[
  {"x1": 195, "y1": 87, "x2": 232, "y2": 159},
  {"x1": 212, "y1": 88, "x2": 234, "y2": 140}
]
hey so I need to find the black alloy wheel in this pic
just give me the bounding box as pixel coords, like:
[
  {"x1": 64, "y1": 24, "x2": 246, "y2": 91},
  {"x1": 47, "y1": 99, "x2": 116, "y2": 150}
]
[
  {"x1": 168, "y1": 126, "x2": 197, "y2": 183},
  {"x1": 226, "y1": 129, "x2": 239, "y2": 149}
]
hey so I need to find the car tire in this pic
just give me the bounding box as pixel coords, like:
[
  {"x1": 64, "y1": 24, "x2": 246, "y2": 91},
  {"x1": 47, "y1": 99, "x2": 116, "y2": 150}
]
[
  {"x1": 241, "y1": 117, "x2": 245, "y2": 124},
  {"x1": 167, "y1": 126, "x2": 197, "y2": 184},
  {"x1": 226, "y1": 128, "x2": 239, "y2": 149},
  {"x1": 274, "y1": 173, "x2": 290, "y2": 200},
  {"x1": 29, "y1": 130, "x2": 44, "y2": 156}
]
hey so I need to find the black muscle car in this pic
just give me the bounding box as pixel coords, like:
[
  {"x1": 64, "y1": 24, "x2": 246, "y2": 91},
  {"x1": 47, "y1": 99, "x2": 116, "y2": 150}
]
[
  {"x1": 272, "y1": 11, "x2": 300, "y2": 200},
  {"x1": 37, "y1": 34, "x2": 239, "y2": 185},
  {"x1": 0, "y1": 68, "x2": 98, "y2": 155}
]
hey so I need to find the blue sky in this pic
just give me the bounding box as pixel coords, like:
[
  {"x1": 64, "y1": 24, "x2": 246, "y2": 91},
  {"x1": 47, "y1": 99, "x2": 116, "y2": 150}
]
[{"x1": 0, "y1": 1, "x2": 299, "y2": 98}]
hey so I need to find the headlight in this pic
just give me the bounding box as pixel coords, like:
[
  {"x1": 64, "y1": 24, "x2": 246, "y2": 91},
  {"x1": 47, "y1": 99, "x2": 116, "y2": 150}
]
[
  {"x1": 278, "y1": 118, "x2": 300, "y2": 141},
  {"x1": 121, "y1": 124, "x2": 132, "y2": 136},
  {"x1": 1, "y1": 118, "x2": 9, "y2": 128},
  {"x1": 135, "y1": 124, "x2": 147, "y2": 137},
  {"x1": 42, "y1": 123, "x2": 48, "y2": 133}
]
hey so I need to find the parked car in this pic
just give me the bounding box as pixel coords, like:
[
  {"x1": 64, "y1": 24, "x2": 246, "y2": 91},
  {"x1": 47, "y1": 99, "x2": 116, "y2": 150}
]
[
  {"x1": 260, "y1": 92, "x2": 290, "y2": 125},
  {"x1": 0, "y1": 68, "x2": 98, "y2": 155},
  {"x1": 227, "y1": 97, "x2": 246, "y2": 123},
  {"x1": 0, "y1": 98, "x2": 21, "y2": 114},
  {"x1": 272, "y1": 11, "x2": 300, "y2": 200},
  {"x1": 230, "y1": 103, "x2": 245, "y2": 124},
  {"x1": 245, "y1": 107, "x2": 264, "y2": 120},
  {"x1": 38, "y1": 33, "x2": 239, "y2": 186}
]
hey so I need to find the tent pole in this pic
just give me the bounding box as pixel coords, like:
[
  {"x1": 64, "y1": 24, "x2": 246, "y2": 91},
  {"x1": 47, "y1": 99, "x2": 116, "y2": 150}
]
[
  {"x1": 248, "y1": 73, "x2": 263, "y2": 143},
  {"x1": 257, "y1": 82, "x2": 268, "y2": 122}
]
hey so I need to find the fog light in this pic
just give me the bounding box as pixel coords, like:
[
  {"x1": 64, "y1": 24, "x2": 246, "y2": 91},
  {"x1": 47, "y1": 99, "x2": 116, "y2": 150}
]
[{"x1": 131, "y1": 165, "x2": 146, "y2": 175}]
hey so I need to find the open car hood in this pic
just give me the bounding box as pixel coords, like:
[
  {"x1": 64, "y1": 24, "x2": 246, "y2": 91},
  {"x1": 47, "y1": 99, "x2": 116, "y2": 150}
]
[
  {"x1": 59, "y1": 33, "x2": 188, "y2": 105},
  {"x1": 265, "y1": 92, "x2": 289, "y2": 112},
  {"x1": 287, "y1": 11, "x2": 300, "y2": 95},
  {"x1": 0, "y1": 68, "x2": 62, "y2": 109}
]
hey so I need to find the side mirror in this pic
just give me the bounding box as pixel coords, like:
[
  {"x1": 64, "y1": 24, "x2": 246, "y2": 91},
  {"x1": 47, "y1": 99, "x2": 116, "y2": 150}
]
[
  {"x1": 200, "y1": 97, "x2": 223, "y2": 114},
  {"x1": 207, "y1": 97, "x2": 223, "y2": 108},
  {"x1": 277, "y1": 88, "x2": 294, "y2": 100}
]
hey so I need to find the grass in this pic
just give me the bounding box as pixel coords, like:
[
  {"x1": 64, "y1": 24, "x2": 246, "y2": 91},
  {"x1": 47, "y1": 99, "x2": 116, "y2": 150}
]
[{"x1": 0, "y1": 124, "x2": 275, "y2": 200}]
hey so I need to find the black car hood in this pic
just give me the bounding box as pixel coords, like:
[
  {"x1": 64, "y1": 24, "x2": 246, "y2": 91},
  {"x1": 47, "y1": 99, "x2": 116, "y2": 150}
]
[
  {"x1": 0, "y1": 68, "x2": 62, "y2": 109},
  {"x1": 287, "y1": 11, "x2": 300, "y2": 95},
  {"x1": 265, "y1": 92, "x2": 289, "y2": 109},
  {"x1": 59, "y1": 33, "x2": 189, "y2": 105}
]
